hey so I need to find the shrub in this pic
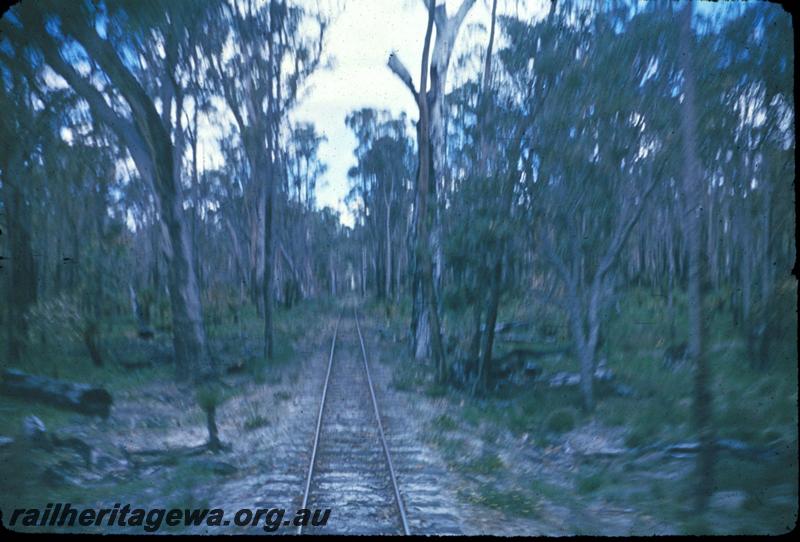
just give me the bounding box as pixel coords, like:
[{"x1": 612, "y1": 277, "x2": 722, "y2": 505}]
[
  {"x1": 545, "y1": 408, "x2": 577, "y2": 433},
  {"x1": 25, "y1": 295, "x2": 84, "y2": 354}
]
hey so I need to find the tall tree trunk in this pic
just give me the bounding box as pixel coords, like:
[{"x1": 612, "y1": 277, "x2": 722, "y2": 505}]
[
  {"x1": 2, "y1": 163, "x2": 38, "y2": 364},
  {"x1": 740, "y1": 228, "x2": 752, "y2": 325},
  {"x1": 411, "y1": 0, "x2": 478, "y2": 362},
  {"x1": 329, "y1": 251, "x2": 337, "y2": 297},
  {"x1": 477, "y1": 261, "x2": 501, "y2": 394},
  {"x1": 361, "y1": 244, "x2": 368, "y2": 296},
  {"x1": 255, "y1": 190, "x2": 267, "y2": 317},
  {"x1": 385, "y1": 203, "x2": 392, "y2": 301},
  {"x1": 678, "y1": 3, "x2": 714, "y2": 513},
  {"x1": 566, "y1": 286, "x2": 595, "y2": 412},
  {"x1": 473, "y1": 0, "x2": 500, "y2": 395},
  {"x1": 395, "y1": 244, "x2": 402, "y2": 303},
  {"x1": 759, "y1": 184, "x2": 772, "y2": 302},
  {"x1": 415, "y1": 1, "x2": 448, "y2": 383},
  {"x1": 264, "y1": 162, "x2": 275, "y2": 361},
  {"x1": 469, "y1": 299, "x2": 483, "y2": 365}
]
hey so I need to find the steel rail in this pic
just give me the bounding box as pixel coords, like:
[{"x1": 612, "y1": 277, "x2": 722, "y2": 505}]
[
  {"x1": 297, "y1": 310, "x2": 342, "y2": 535},
  {"x1": 353, "y1": 307, "x2": 411, "y2": 536}
]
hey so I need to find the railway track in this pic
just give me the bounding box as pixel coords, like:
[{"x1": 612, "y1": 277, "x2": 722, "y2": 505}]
[{"x1": 298, "y1": 307, "x2": 411, "y2": 535}]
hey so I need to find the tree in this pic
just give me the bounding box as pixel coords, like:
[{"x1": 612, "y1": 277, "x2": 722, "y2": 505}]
[
  {"x1": 345, "y1": 109, "x2": 414, "y2": 301},
  {"x1": 388, "y1": 0, "x2": 448, "y2": 382},
  {"x1": 0, "y1": 62, "x2": 40, "y2": 363},
  {"x1": 389, "y1": 0, "x2": 475, "y2": 364},
  {"x1": 5, "y1": 0, "x2": 219, "y2": 381},
  {"x1": 204, "y1": 0, "x2": 326, "y2": 360},
  {"x1": 677, "y1": 1, "x2": 714, "y2": 513}
]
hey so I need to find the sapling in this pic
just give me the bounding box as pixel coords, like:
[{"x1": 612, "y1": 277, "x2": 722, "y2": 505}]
[{"x1": 196, "y1": 384, "x2": 225, "y2": 453}]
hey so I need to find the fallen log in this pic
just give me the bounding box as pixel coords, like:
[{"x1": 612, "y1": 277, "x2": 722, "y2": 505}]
[
  {"x1": 492, "y1": 350, "x2": 543, "y2": 378},
  {"x1": 666, "y1": 438, "x2": 781, "y2": 462},
  {"x1": 123, "y1": 442, "x2": 232, "y2": 469},
  {"x1": 495, "y1": 339, "x2": 571, "y2": 356},
  {"x1": 1, "y1": 369, "x2": 112, "y2": 418},
  {"x1": 16, "y1": 416, "x2": 95, "y2": 466}
]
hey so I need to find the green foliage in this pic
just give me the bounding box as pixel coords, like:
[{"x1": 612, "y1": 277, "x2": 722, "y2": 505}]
[
  {"x1": 24, "y1": 295, "x2": 86, "y2": 359},
  {"x1": 460, "y1": 486, "x2": 540, "y2": 517},
  {"x1": 464, "y1": 452, "x2": 504, "y2": 475},
  {"x1": 424, "y1": 382, "x2": 449, "y2": 398},
  {"x1": 576, "y1": 471, "x2": 608, "y2": 495},
  {"x1": 432, "y1": 413, "x2": 459, "y2": 432},
  {"x1": 545, "y1": 408, "x2": 578, "y2": 434},
  {"x1": 242, "y1": 400, "x2": 271, "y2": 431},
  {"x1": 195, "y1": 384, "x2": 223, "y2": 412}
]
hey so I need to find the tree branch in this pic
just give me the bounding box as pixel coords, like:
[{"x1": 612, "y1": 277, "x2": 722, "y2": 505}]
[
  {"x1": 387, "y1": 53, "x2": 418, "y2": 100},
  {"x1": 449, "y1": 0, "x2": 477, "y2": 30}
]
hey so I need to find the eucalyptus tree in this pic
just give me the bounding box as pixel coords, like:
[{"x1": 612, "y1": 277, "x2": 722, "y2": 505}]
[
  {"x1": 386, "y1": 0, "x2": 448, "y2": 381},
  {"x1": 695, "y1": 4, "x2": 794, "y2": 364},
  {"x1": 2, "y1": 0, "x2": 224, "y2": 381},
  {"x1": 203, "y1": 0, "x2": 326, "y2": 359},
  {"x1": 668, "y1": 0, "x2": 792, "y2": 513},
  {"x1": 426, "y1": 0, "x2": 477, "y2": 341},
  {"x1": 469, "y1": 0, "x2": 514, "y2": 394},
  {"x1": 0, "y1": 52, "x2": 45, "y2": 363},
  {"x1": 1, "y1": 34, "x2": 128, "y2": 366},
  {"x1": 676, "y1": 2, "x2": 714, "y2": 512},
  {"x1": 281, "y1": 122, "x2": 328, "y2": 300},
  {"x1": 389, "y1": 0, "x2": 475, "y2": 364},
  {"x1": 346, "y1": 109, "x2": 414, "y2": 300},
  {"x1": 496, "y1": 6, "x2": 676, "y2": 410}
]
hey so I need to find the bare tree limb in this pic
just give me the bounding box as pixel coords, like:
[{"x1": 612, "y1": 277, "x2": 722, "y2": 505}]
[
  {"x1": 449, "y1": 0, "x2": 477, "y2": 30},
  {"x1": 387, "y1": 52, "x2": 418, "y2": 100}
]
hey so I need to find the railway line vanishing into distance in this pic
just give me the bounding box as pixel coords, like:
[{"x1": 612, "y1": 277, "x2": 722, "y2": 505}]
[
  {"x1": 293, "y1": 305, "x2": 463, "y2": 535},
  {"x1": 298, "y1": 307, "x2": 409, "y2": 535}
]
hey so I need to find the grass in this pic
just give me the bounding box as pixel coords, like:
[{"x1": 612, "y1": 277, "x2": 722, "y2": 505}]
[
  {"x1": 576, "y1": 470, "x2": 609, "y2": 494},
  {"x1": 544, "y1": 408, "x2": 578, "y2": 433},
  {"x1": 424, "y1": 382, "x2": 449, "y2": 398},
  {"x1": 459, "y1": 486, "x2": 541, "y2": 517},
  {"x1": 426, "y1": 432, "x2": 468, "y2": 463},
  {"x1": 0, "y1": 329, "x2": 173, "y2": 439},
  {"x1": 432, "y1": 413, "x2": 459, "y2": 432},
  {"x1": 530, "y1": 477, "x2": 575, "y2": 503},
  {"x1": 390, "y1": 360, "x2": 427, "y2": 392},
  {"x1": 463, "y1": 451, "x2": 504, "y2": 475},
  {"x1": 243, "y1": 414, "x2": 270, "y2": 431},
  {"x1": 3, "y1": 287, "x2": 796, "y2": 533},
  {"x1": 242, "y1": 400, "x2": 270, "y2": 431}
]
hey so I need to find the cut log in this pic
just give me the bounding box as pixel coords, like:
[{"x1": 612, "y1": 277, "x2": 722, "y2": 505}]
[{"x1": 1, "y1": 369, "x2": 112, "y2": 418}]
